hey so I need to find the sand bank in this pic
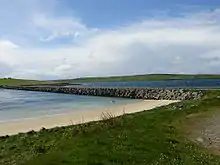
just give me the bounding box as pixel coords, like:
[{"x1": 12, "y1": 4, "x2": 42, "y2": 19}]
[{"x1": 0, "y1": 100, "x2": 178, "y2": 136}]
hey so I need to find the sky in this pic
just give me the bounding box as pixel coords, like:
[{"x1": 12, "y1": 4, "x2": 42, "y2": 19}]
[{"x1": 1, "y1": 0, "x2": 220, "y2": 79}]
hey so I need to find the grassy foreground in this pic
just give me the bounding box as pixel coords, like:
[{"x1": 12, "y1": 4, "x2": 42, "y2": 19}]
[{"x1": 1, "y1": 91, "x2": 220, "y2": 164}]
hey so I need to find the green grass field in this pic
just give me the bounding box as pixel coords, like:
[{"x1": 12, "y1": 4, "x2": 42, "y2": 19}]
[{"x1": 1, "y1": 90, "x2": 220, "y2": 165}]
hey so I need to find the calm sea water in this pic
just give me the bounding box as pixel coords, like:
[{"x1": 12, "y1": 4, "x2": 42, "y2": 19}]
[
  {"x1": 70, "y1": 79, "x2": 220, "y2": 88},
  {"x1": 0, "y1": 89, "x2": 136, "y2": 122}
]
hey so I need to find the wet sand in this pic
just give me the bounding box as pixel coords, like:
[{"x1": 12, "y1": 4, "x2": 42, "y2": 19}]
[{"x1": 0, "y1": 100, "x2": 178, "y2": 136}]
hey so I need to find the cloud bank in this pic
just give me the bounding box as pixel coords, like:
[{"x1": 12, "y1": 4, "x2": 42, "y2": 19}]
[{"x1": 1, "y1": 1, "x2": 220, "y2": 79}]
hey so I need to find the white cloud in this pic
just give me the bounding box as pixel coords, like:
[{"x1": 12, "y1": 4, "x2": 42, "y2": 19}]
[
  {"x1": 34, "y1": 13, "x2": 88, "y2": 42},
  {"x1": 0, "y1": 40, "x2": 19, "y2": 49},
  {"x1": 1, "y1": 2, "x2": 220, "y2": 79}
]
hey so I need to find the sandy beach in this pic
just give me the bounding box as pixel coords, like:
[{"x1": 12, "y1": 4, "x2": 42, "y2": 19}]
[{"x1": 0, "y1": 100, "x2": 178, "y2": 136}]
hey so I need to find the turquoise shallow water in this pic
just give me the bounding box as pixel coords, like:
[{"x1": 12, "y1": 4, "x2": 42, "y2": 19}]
[{"x1": 0, "y1": 89, "x2": 136, "y2": 122}]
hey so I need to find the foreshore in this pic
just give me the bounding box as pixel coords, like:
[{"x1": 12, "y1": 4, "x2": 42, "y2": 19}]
[{"x1": 0, "y1": 100, "x2": 178, "y2": 136}]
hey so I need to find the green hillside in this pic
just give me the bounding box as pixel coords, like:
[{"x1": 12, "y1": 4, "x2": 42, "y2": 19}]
[
  {"x1": 0, "y1": 78, "x2": 54, "y2": 86},
  {"x1": 54, "y1": 74, "x2": 220, "y2": 83}
]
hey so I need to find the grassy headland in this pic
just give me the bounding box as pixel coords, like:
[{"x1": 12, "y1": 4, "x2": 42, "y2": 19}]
[
  {"x1": 1, "y1": 90, "x2": 220, "y2": 164},
  {"x1": 0, "y1": 78, "x2": 48, "y2": 86},
  {"x1": 0, "y1": 78, "x2": 67, "y2": 87}
]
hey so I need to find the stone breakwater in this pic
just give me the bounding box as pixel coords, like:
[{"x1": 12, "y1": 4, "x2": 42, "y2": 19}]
[{"x1": 0, "y1": 86, "x2": 204, "y2": 100}]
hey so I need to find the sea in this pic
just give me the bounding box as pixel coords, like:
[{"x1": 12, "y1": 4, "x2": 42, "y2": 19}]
[{"x1": 0, "y1": 89, "x2": 136, "y2": 122}]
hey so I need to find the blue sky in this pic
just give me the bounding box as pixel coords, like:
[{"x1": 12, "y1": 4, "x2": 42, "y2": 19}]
[
  {"x1": 61, "y1": 0, "x2": 219, "y2": 27},
  {"x1": 1, "y1": 0, "x2": 220, "y2": 79}
]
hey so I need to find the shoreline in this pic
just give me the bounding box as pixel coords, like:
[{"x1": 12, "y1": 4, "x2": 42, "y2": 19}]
[
  {"x1": 0, "y1": 99, "x2": 139, "y2": 124},
  {"x1": 0, "y1": 100, "x2": 178, "y2": 136}
]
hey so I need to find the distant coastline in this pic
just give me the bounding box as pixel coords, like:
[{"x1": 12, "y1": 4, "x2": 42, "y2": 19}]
[{"x1": 1, "y1": 74, "x2": 220, "y2": 87}]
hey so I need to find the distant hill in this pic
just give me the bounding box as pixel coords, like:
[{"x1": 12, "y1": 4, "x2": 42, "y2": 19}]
[
  {"x1": 52, "y1": 74, "x2": 220, "y2": 83},
  {"x1": 0, "y1": 78, "x2": 48, "y2": 86},
  {"x1": 1, "y1": 74, "x2": 220, "y2": 86}
]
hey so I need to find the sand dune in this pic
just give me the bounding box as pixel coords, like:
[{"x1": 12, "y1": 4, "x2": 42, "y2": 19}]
[{"x1": 0, "y1": 100, "x2": 178, "y2": 136}]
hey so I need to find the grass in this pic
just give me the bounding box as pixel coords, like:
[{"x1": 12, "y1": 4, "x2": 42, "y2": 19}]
[
  {"x1": 1, "y1": 90, "x2": 220, "y2": 164},
  {"x1": 52, "y1": 74, "x2": 220, "y2": 83},
  {"x1": 0, "y1": 78, "x2": 48, "y2": 86}
]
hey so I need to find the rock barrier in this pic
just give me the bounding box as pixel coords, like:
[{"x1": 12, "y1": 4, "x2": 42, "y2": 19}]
[{"x1": 0, "y1": 86, "x2": 204, "y2": 100}]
